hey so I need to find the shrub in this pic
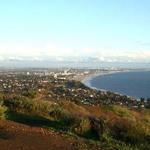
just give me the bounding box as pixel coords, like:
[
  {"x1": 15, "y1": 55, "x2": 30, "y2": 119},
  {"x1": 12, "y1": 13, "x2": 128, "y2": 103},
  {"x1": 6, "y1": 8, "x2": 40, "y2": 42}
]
[
  {"x1": 49, "y1": 107, "x2": 81, "y2": 128},
  {"x1": 65, "y1": 80, "x2": 88, "y2": 89},
  {"x1": 22, "y1": 90, "x2": 36, "y2": 98},
  {"x1": 89, "y1": 117, "x2": 107, "y2": 140},
  {"x1": 110, "y1": 117, "x2": 150, "y2": 146},
  {"x1": 74, "y1": 117, "x2": 92, "y2": 138},
  {"x1": 0, "y1": 101, "x2": 7, "y2": 119},
  {"x1": 3, "y1": 97, "x2": 53, "y2": 117},
  {"x1": 75, "y1": 118, "x2": 90, "y2": 132},
  {"x1": 110, "y1": 119, "x2": 130, "y2": 141}
]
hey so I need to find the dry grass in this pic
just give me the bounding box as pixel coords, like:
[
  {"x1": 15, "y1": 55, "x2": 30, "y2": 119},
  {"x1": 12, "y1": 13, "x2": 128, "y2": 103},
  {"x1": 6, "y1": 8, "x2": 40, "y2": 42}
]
[
  {"x1": 60, "y1": 101, "x2": 90, "y2": 117},
  {"x1": 0, "y1": 102, "x2": 7, "y2": 120}
]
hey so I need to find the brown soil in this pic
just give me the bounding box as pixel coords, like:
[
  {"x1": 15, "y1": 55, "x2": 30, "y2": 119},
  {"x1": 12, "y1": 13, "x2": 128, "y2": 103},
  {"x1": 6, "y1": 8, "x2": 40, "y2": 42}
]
[
  {"x1": 83, "y1": 105, "x2": 104, "y2": 117},
  {"x1": 0, "y1": 120, "x2": 101, "y2": 150}
]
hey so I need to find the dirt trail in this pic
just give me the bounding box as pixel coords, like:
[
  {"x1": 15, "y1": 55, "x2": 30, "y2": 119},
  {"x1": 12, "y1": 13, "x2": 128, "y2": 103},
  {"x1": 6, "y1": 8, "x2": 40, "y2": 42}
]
[{"x1": 0, "y1": 120, "x2": 101, "y2": 150}]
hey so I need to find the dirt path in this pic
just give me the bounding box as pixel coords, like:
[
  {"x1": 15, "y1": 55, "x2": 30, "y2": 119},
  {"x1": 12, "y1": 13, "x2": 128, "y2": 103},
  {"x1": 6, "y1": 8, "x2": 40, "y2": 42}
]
[{"x1": 0, "y1": 120, "x2": 101, "y2": 150}]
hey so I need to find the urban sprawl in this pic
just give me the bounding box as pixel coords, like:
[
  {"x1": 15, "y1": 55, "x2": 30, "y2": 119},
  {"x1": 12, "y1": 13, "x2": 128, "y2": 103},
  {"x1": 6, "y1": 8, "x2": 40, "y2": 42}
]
[{"x1": 0, "y1": 68, "x2": 150, "y2": 109}]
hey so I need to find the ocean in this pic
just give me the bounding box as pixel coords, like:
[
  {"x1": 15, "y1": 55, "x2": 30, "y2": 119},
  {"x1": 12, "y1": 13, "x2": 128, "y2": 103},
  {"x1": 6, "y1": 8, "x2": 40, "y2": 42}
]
[{"x1": 84, "y1": 71, "x2": 150, "y2": 99}]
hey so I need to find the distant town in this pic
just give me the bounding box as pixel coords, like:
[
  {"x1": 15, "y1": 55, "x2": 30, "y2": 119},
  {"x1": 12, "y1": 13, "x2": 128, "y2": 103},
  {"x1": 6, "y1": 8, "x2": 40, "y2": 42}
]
[{"x1": 0, "y1": 68, "x2": 150, "y2": 109}]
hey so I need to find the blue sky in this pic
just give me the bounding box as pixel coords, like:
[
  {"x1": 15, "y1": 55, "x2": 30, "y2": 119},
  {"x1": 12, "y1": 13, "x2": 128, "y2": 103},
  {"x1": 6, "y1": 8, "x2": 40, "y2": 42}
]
[{"x1": 0, "y1": 0, "x2": 150, "y2": 63}]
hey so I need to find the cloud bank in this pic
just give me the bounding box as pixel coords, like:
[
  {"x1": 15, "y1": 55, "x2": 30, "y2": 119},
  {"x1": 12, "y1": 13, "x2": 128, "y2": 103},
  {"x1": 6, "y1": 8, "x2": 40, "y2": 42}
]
[{"x1": 0, "y1": 49, "x2": 150, "y2": 63}]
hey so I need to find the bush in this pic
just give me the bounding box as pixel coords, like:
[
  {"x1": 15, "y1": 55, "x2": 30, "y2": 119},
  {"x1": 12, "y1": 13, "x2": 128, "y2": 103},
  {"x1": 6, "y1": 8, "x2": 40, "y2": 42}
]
[
  {"x1": 75, "y1": 118, "x2": 90, "y2": 133},
  {"x1": 0, "y1": 101, "x2": 7, "y2": 119},
  {"x1": 110, "y1": 119, "x2": 130, "y2": 141},
  {"x1": 22, "y1": 90, "x2": 36, "y2": 98},
  {"x1": 74, "y1": 117, "x2": 92, "y2": 139},
  {"x1": 3, "y1": 97, "x2": 53, "y2": 117},
  {"x1": 49, "y1": 107, "x2": 81, "y2": 128},
  {"x1": 65, "y1": 80, "x2": 88, "y2": 89},
  {"x1": 110, "y1": 117, "x2": 150, "y2": 147},
  {"x1": 89, "y1": 117, "x2": 107, "y2": 140}
]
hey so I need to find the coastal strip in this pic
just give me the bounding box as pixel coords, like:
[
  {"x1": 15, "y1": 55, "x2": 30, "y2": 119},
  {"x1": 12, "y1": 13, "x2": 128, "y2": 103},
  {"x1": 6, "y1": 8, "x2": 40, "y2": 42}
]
[{"x1": 81, "y1": 70, "x2": 140, "y2": 100}]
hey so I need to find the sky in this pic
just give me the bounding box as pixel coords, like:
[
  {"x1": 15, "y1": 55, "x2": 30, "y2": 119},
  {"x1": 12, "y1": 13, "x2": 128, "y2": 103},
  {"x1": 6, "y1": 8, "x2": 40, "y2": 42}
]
[{"x1": 0, "y1": 0, "x2": 150, "y2": 67}]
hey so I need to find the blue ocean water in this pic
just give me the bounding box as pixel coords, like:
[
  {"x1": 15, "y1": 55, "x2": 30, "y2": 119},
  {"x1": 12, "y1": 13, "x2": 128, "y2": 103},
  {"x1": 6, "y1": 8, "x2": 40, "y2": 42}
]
[{"x1": 89, "y1": 71, "x2": 150, "y2": 99}]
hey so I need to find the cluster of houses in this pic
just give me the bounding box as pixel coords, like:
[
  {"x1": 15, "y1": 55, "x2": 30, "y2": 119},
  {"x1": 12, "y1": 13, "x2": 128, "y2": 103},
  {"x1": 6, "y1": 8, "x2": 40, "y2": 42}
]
[
  {"x1": 51, "y1": 80, "x2": 150, "y2": 108},
  {"x1": 0, "y1": 70, "x2": 150, "y2": 109}
]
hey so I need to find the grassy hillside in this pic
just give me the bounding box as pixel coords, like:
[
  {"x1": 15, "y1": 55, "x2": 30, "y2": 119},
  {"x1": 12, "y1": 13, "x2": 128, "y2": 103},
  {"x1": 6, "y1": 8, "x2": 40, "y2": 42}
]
[{"x1": 0, "y1": 96, "x2": 150, "y2": 150}]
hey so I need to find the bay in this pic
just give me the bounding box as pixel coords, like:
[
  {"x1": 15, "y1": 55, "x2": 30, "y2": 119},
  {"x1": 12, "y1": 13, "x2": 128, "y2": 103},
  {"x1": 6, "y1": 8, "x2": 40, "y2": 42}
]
[{"x1": 87, "y1": 71, "x2": 150, "y2": 99}]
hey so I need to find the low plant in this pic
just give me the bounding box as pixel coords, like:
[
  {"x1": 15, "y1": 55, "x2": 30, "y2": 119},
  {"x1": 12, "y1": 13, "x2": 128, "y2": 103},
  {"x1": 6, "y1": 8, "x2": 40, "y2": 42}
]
[
  {"x1": 0, "y1": 101, "x2": 7, "y2": 119},
  {"x1": 49, "y1": 107, "x2": 81, "y2": 129},
  {"x1": 3, "y1": 97, "x2": 53, "y2": 117}
]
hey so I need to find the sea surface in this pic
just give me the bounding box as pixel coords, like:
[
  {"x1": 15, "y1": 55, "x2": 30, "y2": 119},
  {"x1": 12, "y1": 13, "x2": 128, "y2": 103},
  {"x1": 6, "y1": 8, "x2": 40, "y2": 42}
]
[{"x1": 83, "y1": 71, "x2": 150, "y2": 99}]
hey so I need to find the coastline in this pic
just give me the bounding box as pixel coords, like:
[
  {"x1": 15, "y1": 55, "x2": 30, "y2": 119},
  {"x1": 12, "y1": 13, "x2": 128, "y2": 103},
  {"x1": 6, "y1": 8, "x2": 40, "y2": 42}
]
[
  {"x1": 81, "y1": 70, "x2": 140, "y2": 100},
  {"x1": 81, "y1": 69, "x2": 150, "y2": 89},
  {"x1": 81, "y1": 70, "x2": 124, "y2": 90}
]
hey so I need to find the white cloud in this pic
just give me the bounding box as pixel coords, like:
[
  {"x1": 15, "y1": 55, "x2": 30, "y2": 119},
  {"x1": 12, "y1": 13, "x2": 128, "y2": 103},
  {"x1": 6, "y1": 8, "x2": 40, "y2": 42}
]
[
  {"x1": 0, "y1": 41, "x2": 150, "y2": 63},
  {"x1": 94, "y1": 50, "x2": 150, "y2": 62}
]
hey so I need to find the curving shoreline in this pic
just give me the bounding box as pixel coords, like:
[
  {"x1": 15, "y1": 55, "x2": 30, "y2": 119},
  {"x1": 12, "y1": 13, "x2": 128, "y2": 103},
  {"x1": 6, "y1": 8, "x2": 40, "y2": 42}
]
[
  {"x1": 81, "y1": 70, "x2": 142, "y2": 100},
  {"x1": 81, "y1": 71, "x2": 123, "y2": 90}
]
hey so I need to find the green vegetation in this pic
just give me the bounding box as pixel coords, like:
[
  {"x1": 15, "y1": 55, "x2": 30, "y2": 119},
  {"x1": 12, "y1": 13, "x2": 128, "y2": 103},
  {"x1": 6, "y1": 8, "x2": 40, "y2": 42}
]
[
  {"x1": 4, "y1": 97, "x2": 53, "y2": 117},
  {"x1": 65, "y1": 80, "x2": 88, "y2": 89},
  {"x1": 0, "y1": 101, "x2": 7, "y2": 119},
  {"x1": 1, "y1": 96, "x2": 150, "y2": 150},
  {"x1": 22, "y1": 89, "x2": 36, "y2": 98}
]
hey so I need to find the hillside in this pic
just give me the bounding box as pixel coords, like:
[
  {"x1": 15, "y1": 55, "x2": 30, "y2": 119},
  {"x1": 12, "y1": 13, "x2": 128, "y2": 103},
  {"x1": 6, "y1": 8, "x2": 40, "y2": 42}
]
[{"x1": 0, "y1": 75, "x2": 150, "y2": 150}]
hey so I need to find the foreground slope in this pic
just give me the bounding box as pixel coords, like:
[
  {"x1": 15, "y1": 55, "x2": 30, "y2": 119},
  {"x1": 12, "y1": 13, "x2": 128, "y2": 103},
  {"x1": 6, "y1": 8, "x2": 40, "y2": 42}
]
[{"x1": 0, "y1": 120, "x2": 101, "y2": 150}]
